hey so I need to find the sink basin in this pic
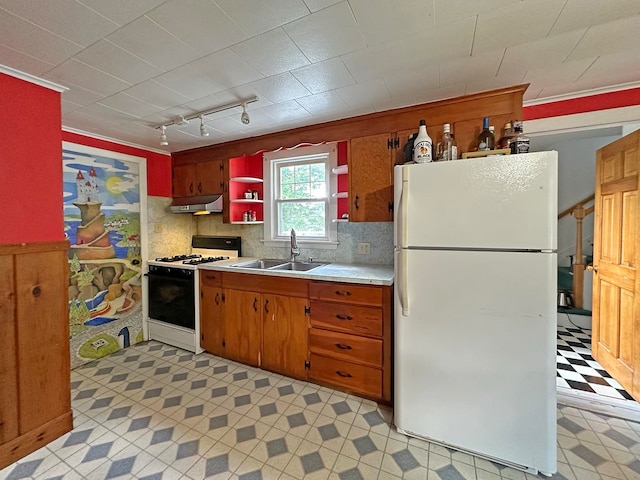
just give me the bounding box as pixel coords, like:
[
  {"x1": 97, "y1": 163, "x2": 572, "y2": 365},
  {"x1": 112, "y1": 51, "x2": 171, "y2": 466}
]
[
  {"x1": 270, "y1": 262, "x2": 327, "y2": 272},
  {"x1": 231, "y1": 259, "x2": 287, "y2": 269}
]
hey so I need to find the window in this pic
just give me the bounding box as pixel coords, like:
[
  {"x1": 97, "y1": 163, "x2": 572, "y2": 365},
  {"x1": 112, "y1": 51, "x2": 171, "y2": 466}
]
[{"x1": 263, "y1": 143, "x2": 338, "y2": 248}]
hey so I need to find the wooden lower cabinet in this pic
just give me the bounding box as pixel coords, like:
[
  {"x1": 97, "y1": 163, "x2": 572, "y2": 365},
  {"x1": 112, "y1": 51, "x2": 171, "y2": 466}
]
[
  {"x1": 0, "y1": 242, "x2": 73, "y2": 470},
  {"x1": 199, "y1": 271, "x2": 393, "y2": 404}
]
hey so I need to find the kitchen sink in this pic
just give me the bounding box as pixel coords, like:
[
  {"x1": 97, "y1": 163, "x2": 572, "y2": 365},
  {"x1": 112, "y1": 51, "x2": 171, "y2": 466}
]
[
  {"x1": 231, "y1": 259, "x2": 287, "y2": 269},
  {"x1": 270, "y1": 262, "x2": 327, "y2": 272}
]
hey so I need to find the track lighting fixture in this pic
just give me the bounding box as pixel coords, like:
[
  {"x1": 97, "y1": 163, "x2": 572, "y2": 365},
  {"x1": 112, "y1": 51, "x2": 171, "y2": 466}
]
[
  {"x1": 241, "y1": 102, "x2": 250, "y2": 125},
  {"x1": 199, "y1": 115, "x2": 209, "y2": 137},
  {"x1": 153, "y1": 95, "x2": 258, "y2": 146},
  {"x1": 159, "y1": 125, "x2": 168, "y2": 146}
]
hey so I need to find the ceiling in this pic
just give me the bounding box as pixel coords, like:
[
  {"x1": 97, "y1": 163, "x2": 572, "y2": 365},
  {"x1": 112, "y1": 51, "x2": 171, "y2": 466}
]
[{"x1": 1, "y1": 0, "x2": 639, "y2": 153}]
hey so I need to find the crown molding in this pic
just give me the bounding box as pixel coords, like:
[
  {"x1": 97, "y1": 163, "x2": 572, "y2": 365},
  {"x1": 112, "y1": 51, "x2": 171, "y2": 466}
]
[
  {"x1": 0, "y1": 64, "x2": 67, "y2": 92},
  {"x1": 62, "y1": 127, "x2": 170, "y2": 156}
]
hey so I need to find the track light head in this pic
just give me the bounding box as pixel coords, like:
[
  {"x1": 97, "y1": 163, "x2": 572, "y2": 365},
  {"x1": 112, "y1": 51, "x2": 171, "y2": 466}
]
[
  {"x1": 159, "y1": 125, "x2": 168, "y2": 146},
  {"x1": 176, "y1": 115, "x2": 189, "y2": 125},
  {"x1": 241, "y1": 103, "x2": 250, "y2": 125},
  {"x1": 199, "y1": 115, "x2": 209, "y2": 137}
]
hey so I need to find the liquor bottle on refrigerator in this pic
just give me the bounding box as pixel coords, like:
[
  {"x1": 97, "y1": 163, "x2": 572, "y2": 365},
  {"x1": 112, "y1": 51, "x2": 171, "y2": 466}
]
[
  {"x1": 413, "y1": 120, "x2": 433, "y2": 163},
  {"x1": 498, "y1": 122, "x2": 514, "y2": 149},
  {"x1": 510, "y1": 121, "x2": 530, "y2": 154},
  {"x1": 436, "y1": 123, "x2": 457, "y2": 161},
  {"x1": 477, "y1": 117, "x2": 494, "y2": 151}
]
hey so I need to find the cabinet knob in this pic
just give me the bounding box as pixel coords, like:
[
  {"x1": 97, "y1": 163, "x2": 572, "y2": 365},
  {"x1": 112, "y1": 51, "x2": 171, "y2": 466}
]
[
  {"x1": 335, "y1": 290, "x2": 352, "y2": 296},
  {"x1": 215, "y1": 293, "x2": 220, "y2": 306},
  {"x1": 335, "y1": 314, "x2": 353, "y2": 321},
  {"x1": 253, "y1": 297, "x2": 258, "y2": 312},
  {"x1": 264, "y1": 299, "x2": 269, "y2": 313},
  {"x1": 335, "y1": 343, "x2": 352, "y2": 350},
  {"x1": 336, "y1": 370, "x2": 353, "y2": 378},
  {"x1": 355, "y1": 195, "x2": 360, "y2": 210}
]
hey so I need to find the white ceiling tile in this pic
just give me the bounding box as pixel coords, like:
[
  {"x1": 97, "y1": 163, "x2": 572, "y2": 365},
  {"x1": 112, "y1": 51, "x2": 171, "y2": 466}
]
[
  {"x1": 215, "y1": 0, "x2": 310, "y2": 36},
  {"x1": 57, "y1": 82, "x2": 104, "y2": 106},
  {"x1": 414, "y1": 84, "x2": 466, "y2": 105},
  {"x1": 302, "y1": 0, "x2": 341, "y2": 12},
  {"x1": 440, "y1": 49, "x2": 504, "y2": 86},
  {"x1": 580, "y1": 51, "x2": 640, "y2": 86},
  {"x1": 341, "y1": 41, "x2": 406, "y2": 83},
  {"x1": 372, "y1": 94, "x2": 418, "y2": 113},
  {"x1": 76, "y1": 0, "x2": 166, "y2": 26},
  {"x1": 567, "y1": 15, "x2": 640, "y2": 62},
  {"x1": 497, "y1": 29, "x2": 586, "y2": 78},
  {"x1": 0, "y1": 0, "x2": 119, "y2": 46},
  {"x1": 434, "y1": 0, "x2": 522, "y2": 26},
  {"x1": 522, "y1": 87, "x2": 544, "y2": 102},
  {"x1": 249, "y1": 73, "x2": 311, "y2": 103},
  {"x1": 61, "y1": 98, "x2": 83, "y2": 114},
  {"x1": 99, "y1": 92, "x2": 163, "y2": 118},
  {"x1": 75, "y1": 102, "x2": 140, "y2": 123},
  {"x1": 74, "y1": 40, "x2": 162, "y2": 85},
  {"x1": 524, "y1": 58, "x2": 596, "y2": 85},
  {"x1": 46, "y1": 59, "x2": 131, "y2": 97},
  {"x1": 336, "y1": 78, "x2": 390, "y2": 107},
  {"x1": 147, "y1": 0, "x2": 249, "y2": 55},
  {"x1": 154, "y1": 66, "x2": 226, "y2": 100},
  {"x1": 291, "y1": 57, "x2": 355, "y2": 94},
  {"x1": 260, "y1": 100, "x2": 313, "y2": 123},
  {"x1": 550, "y1": 0, "x2": 640, "y2": 36},
  {"x1": 472, "y1": 0, "x2": 564, "y2": 54},
  {"x1": 383, "y1": 66, "x2": 439, "y2": 99},
  {"x1": 0, "y1": 9, "x2": 82, "y2": 64},
  {"x1": 106, "y1": 16, "x2": 200, "y2": 71},
  {"x1": 465, "y1": 74, "x2": 526, "y2": 96},
  {"x1": 232, "y1": 28, "x2": 310, "y2": 77},
  {"x1": 125, "y1": 80, "x2": 193, "y2": 110},
  {"x1": 349, "y1": 0, "x2": 434, "y2": 46},
  {"x1": 190, "y1": 49, "x2": 264, "y2": 90},
  {"x1": 402, "y1": 17, "x2": 475, "y2": 65},
  {"x1": 296, "y1": 90, "x2": 348, "y2": 115},
  {"x1": 0, "y1": 43, "x2": 56, "y2": 76},
  {"x1": 284, "y1": 2, "x2": 367, "y2": 63}
]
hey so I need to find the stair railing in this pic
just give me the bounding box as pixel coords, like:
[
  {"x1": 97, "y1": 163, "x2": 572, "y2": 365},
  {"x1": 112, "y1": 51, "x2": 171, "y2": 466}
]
[{"x1": 558, "y1": 194, "x2": 594, "y2": 308}]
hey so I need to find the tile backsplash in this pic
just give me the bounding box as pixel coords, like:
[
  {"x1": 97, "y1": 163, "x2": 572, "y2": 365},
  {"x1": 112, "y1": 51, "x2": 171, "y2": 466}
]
[{"x1": 146, "y1": 196, "x2": 393, "y2": 264}]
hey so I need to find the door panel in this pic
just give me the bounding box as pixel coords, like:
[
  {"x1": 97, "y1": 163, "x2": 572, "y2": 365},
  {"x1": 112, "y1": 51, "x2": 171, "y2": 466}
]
[
  {"x1": 200, "y1": 285, "x2": 224, "y2": 356},
  {"x1": 592, "y1": 129, "x2": 640, "y2": 401},
  {"x1": 223, "y1": 289, "x2": 261, "y2": 366},
  {"x1": 0, "y1": 255, "x2": 18, "y2": 444}
]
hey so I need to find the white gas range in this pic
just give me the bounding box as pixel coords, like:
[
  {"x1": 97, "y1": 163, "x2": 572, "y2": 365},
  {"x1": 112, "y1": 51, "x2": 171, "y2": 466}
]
[{"x1": 146, "y1": 235, "x2": 241, "y2": 353}]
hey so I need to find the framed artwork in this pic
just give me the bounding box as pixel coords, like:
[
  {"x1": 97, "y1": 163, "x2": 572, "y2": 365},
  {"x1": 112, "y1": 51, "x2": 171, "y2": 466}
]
[{"x1": 62, "y1": 142, "x2": 148, "y2": 368}]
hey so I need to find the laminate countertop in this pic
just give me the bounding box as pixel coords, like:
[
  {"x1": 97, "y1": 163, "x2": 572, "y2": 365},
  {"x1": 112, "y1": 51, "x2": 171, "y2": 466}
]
[{"x1": 198, "y1": 258, "x2": 394, "y2": 286}]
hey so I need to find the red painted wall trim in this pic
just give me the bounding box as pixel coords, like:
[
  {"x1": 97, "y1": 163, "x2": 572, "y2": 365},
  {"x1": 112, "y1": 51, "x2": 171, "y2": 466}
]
[
  {"x1": 61, "y1": 131, "x2": 172, "y2": 197},
  {"x1": 523, "y1": 87, "x2": 640, "y2": 121}
]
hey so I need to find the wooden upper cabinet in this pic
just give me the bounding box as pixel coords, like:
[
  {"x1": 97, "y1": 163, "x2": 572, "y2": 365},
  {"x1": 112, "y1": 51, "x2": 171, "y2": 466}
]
[{"x1": 172, "y1": 160, "x2": 224, "y2": 197}]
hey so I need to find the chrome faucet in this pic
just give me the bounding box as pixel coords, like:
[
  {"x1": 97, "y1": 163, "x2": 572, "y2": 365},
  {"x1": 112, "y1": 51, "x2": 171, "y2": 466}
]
[{"x1": 290, "y1": 228, "x2": 300, "y2": 262}]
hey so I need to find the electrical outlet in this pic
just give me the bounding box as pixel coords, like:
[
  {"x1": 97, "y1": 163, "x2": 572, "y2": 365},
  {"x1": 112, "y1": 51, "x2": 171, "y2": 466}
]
[
  {"x1": 92, "y1": 339, "x2": 108, "y2": 349},
  {"x1": 154, "y1": 222, "x2": 163, "y2": 233},
  {"x1": 357, "y1": 242, "x2": 371, "y2": 255}
]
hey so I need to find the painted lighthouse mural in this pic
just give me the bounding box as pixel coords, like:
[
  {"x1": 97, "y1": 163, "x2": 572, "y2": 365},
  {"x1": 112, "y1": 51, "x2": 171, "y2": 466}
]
[{"x1": 64, "y1": 144, "x2": 144, "y2": 368}]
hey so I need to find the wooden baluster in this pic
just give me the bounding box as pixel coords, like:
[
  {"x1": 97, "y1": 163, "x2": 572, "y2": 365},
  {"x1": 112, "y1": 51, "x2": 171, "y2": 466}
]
[{"x1": 572, "y1": 204, "x2": 585, "y2": 309}]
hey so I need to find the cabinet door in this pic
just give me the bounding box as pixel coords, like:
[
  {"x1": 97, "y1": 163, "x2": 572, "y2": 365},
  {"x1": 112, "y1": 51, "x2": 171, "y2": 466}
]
[
  {"x1": 200, "y1": 284, "x2": 224, "y2": 356},
  {"x1": 0, "y1": 254, "x2": 18, "y2": 444},
  {"x1": 349, "y1": 133, "x2": 394, "y2": 222},
  {"x1": 196, "y1": 161, "x2": 224, "y2": 195},
  {"x1": 262, "y1": 294, "x2": 308, "y2": 380},
  {"x1": 173, "y1": 164, "x2": 195, "y2": 197},
  {"x1": 223, "y1": 289, "x2": 261, "y2": 366}
]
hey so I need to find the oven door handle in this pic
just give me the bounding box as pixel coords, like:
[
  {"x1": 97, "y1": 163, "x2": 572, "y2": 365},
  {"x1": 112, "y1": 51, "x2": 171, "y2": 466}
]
[{"x1": 145, "y1": 272, "x2": 193, "y2": 281}]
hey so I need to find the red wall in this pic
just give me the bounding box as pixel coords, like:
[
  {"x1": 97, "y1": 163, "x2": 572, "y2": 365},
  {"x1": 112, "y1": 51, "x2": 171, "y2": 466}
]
[
  {"x1": 62, "y1": 131, "x2": 171, "y2": 197},
  {"x1": 0, "y1": 73, "x2": 64, "y2": 244}
]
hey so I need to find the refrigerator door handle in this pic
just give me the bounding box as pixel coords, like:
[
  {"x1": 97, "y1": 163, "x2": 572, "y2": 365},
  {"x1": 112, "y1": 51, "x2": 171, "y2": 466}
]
[
  {"x1": 396, "y1": 248, "x2": 409, "y2": 316},
  {"x1": 399, "y1": 174, "x2": 408, "y2": 247}
]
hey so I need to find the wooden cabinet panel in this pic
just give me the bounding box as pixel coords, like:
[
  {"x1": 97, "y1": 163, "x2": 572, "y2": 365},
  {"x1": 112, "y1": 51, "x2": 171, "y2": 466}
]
[
  {"x1": 262, "y1": 294, "x2": 308, "y2": 380},
  {"x1": 196, "y1": 160, "x2": 224, "y2": 195},
  {"x1": 308, "y1": 353, "x2": 382, "y2": 398},
  {"x1": 349, "y1": 133, "x2": 394, "y2": 222},
  {"x1": 172, "y1": 164, "x2": 195, "y2": 197},
  {"x1": 15, "y1": 250, "x2": 70, "y2": 434},
  {"x1": 309, "y1": 328, "x2": 382, "y2": 367},
  {"x1": 224, "y1": 271, "x2": 308, "y2": 297},
  {"x1": 309, "y1": 282, "x2": 383, "y2": 306},
  {"x1": 310, "y1": 301, "x2": 383, "y2": 336},
  {"x1": 200, "y1": 284, "x2": 224, "y2": 356},
  {"x1": 0, "y1": 255, "x2": 18, "y2": 445},
  {"x1": 224, "y1": 289, "x2": 261, "y2": 366}
]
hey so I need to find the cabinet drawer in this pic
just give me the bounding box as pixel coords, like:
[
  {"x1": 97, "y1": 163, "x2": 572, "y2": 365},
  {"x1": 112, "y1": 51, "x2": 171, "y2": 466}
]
[
  {"x1": 309, "y1": 282, "x2": 382, "y2": 306},
  {"x1": 309, "y1": 328, "x2": 382, "y2": 367},
  {"x1": 309, "y1": 353, "x2": 382, "y2": 399},
  {"x1": 310, "y1": 301, "x2": 382, "y2": 336},
  {"x1": 200, "y1": 271, "x2": 222, "y2": 287}
]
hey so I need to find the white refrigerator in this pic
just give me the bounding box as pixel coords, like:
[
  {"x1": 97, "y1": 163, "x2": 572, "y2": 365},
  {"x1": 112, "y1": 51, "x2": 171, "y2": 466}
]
[{"x1": 393, "y1": 152, "x2": 558, "y2": 475}]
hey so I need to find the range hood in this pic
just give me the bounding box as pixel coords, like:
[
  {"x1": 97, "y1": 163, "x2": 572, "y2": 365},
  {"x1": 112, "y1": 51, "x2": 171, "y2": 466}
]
[{"x1": 169, "y1": 194, "x2": 223, "y2": 214}]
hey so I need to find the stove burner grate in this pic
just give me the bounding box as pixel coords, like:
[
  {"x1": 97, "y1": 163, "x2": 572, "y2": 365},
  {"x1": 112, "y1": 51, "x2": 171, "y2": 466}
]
[
  {"x1": 155, "y1": 254, "x2": 201, "y2": 263},
  {"x1": 182, "y1": 256, "x2": 229, "y2": 265}
]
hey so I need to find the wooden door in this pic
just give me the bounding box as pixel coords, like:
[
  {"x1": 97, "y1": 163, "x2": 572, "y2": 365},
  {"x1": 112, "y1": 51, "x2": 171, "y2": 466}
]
[
  {"x1": 172, "y1": 164, "x2": 195, "y2": 197},
  {"x1": 200, "y1": 284, "x2": 224, "y2": 356},
  {"x1": 349, "y1": 133, "x2": 394, "y2": 222},
  {"x1": 223, "y1": 289, "x2": 261, "y2": 366},
  {"x1": 261, "y1": 294, "x2": 308, "y2": 380},
  {"x1": 0, "y1": 255, "x2": 18, "y2": 445},
  {"x1": 592, "y1": 130, "x2": 640, "y2": 401},
  {"x1": 196, "y1": 161, "x2": 224, "y2": 195}
]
